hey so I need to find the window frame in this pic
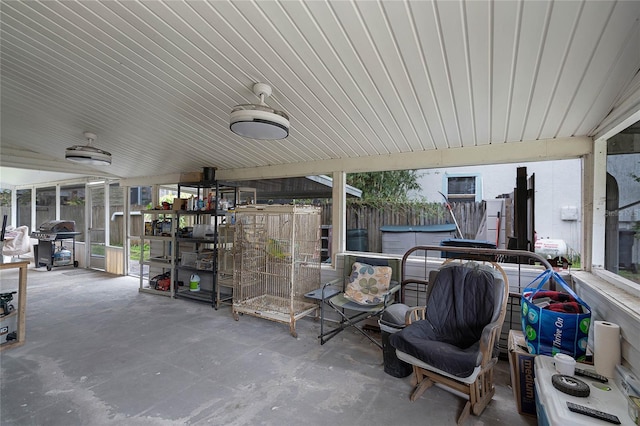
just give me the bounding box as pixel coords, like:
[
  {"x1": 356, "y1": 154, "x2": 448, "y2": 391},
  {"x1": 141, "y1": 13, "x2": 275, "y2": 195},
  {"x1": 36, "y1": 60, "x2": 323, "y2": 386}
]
[{"x1": 443, "y1": 173, "x2": 482, "y2": 203}]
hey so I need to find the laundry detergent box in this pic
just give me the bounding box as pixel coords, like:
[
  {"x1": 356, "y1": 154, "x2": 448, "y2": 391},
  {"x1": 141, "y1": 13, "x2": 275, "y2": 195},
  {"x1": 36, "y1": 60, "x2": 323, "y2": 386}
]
[{"x1": 508, "y1": 329, "x2": 537, "y2": 417}]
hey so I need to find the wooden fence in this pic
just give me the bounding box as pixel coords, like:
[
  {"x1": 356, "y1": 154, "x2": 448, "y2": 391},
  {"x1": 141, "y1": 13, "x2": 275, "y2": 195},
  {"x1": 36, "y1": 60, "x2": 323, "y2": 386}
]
[
  {"x1": 17, "y1": 202, "x2": 485, "y2": 251},
  {"x1": 122, "y1": 202, "x2": 485, "y2": 250},
  {"x1": 321, "y1": 201, "x2": 486, "y2": 253}
]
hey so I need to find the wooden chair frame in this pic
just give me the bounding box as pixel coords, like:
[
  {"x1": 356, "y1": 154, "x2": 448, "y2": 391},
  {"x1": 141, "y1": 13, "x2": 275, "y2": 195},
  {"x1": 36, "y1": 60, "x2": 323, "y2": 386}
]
[{"x1": 395, "y1": 245, "x2": 552, "y2": 425}]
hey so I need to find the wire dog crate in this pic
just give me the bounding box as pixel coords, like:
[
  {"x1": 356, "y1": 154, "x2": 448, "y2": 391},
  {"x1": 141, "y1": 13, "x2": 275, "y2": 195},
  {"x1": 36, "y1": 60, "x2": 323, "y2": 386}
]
[{"x1": 232, "y1": 205, "x2": 321, "y2": 337}]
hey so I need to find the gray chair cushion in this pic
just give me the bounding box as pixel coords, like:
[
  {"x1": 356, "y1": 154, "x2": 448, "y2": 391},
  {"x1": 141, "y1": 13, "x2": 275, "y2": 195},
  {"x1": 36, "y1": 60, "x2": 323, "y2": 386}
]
[{"x1": 390, "y1": 263, "x2": 502, "y2": 378}]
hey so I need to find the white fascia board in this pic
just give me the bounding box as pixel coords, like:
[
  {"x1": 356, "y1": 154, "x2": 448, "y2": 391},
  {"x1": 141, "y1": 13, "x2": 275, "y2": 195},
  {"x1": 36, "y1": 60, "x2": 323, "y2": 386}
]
[{"x1": 218, "y1": 136, "x2": 593, "y2": 181}]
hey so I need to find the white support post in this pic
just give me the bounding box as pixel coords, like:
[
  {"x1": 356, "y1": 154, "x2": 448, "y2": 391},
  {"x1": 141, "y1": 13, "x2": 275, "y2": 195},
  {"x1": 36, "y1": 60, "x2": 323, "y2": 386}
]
[
  {"x1": 55, "y1": 184, "x2": 61, "y2": 220},
  {"x1": 331, "y1": 171, "x2": 347, "y2": 264},
  {"x1": 104, "y1": 182, "x2": 110, "y2": 248},
  {"x1": 588, "y1": 138, "x2": 608, "y2": 270},
  {"x1": 10, "y1": 188, "x2": 17, "y2": 227},
  {"x1": 123, "y1": 185, "x2": 130, "y2": 276},
  {"x1": 30, "y1": 188, "x2": 36, "y2": 229}
]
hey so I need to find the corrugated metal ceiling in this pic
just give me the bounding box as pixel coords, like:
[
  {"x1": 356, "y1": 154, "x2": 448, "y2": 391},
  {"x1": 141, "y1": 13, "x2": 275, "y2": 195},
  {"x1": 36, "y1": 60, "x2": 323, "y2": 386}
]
[{"x1": 1, "y1": 0, "x2": 639, "y2": 183}]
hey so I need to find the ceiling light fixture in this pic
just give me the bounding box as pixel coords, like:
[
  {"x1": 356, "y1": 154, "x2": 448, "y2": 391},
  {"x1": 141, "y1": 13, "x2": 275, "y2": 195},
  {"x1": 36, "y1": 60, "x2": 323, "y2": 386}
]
[
  {"x1": 65, "y1": 131, "x2": 112, "y2": 166},
  {"x1": 230, "y1": 83, "x2": 289, "y2": 140}
]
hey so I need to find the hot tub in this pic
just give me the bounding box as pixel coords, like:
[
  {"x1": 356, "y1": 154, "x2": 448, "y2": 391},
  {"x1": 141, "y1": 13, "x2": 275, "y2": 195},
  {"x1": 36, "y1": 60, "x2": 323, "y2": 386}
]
[{"x1": 380, "y1": 224, "x2": 457, "y2": 255}]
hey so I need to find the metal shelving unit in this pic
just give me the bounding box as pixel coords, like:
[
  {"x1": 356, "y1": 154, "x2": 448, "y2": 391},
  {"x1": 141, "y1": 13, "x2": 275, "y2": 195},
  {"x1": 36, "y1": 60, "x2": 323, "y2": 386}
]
[
  {"x1": 139, "y1": 210, "x2": 176, "y2": 297},
  {"x1": 174, "y1": 179, "x2": 239, "y2": 309},
  {"x1": 176, "y1": 181, "x2": 224, "y2": 309},
  {"x1": 320, "y1": 225, "x2": 332, "y2": 263},
  {"x1": 216, "y1": 223, "x2": 236, "y2": 307}
]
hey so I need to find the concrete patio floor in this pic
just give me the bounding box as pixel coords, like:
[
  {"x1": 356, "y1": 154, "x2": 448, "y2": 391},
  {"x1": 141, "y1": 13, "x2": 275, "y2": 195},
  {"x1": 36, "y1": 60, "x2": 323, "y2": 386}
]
[{"x1": 0, "y1": 264, "x2": 536, "y2": 425}]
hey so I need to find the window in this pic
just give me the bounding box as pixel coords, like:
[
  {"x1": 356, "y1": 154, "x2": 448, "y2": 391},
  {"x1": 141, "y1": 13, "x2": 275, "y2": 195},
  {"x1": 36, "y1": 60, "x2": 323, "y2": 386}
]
[
  {"x1": 61, "y1": 185, "x2": 85, "y2": 207},
  {"x1": 109, "y1": 183, "x2": 124, "y2": 246},
  {"x1": 16, "y1": 189, "x2": 32, "y2": 231},
  {"x1": 159, "y1": 186, "x2": 179, "y2": 205},
  {"x1": 605, "y1": 145, "x2": 640, "y2": 284},
  {"x1": 0, "y1": 189, "x2": 11, "y2": 227},
  {"x1": 61, "y1": 184, "x2": 85, "y2": 242},
  {"x1": 446, "y1": 175, "x2": 478, "y2": 203},
  {"x1": 130, "y1": 186, "x2": 152, "y2": 208},
  {"x1": 36, "y1": 186, "x2": 56, "y2": 227}
]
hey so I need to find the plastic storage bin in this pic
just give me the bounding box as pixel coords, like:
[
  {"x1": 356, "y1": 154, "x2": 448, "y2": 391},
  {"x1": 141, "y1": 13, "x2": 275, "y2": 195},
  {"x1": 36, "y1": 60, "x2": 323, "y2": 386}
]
[
  {"x1": 181, "y1": 251, "x2": 198, "y2": 268},
  {"x1": 534, "y1": 354, "x2": 634, "y2": 425},
  {"x1": 346, "y1": 229, "x2": 368, "y2": 252},
  {"x1": 192, "y1": 223, "x2": 215, "y2": 239}
]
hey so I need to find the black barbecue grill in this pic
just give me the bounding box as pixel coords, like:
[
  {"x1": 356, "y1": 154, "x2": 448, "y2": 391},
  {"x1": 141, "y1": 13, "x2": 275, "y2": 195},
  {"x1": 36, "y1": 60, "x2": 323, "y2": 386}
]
[{"x1": 32, "y1": 220, "x2": 81, "y2": 270}]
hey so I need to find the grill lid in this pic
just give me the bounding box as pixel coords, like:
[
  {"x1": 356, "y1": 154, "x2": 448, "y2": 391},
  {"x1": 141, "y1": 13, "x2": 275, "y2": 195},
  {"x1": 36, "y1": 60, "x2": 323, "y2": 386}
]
[{"x1": 38, "y1": 220, "x2": 76, "y2": 233}]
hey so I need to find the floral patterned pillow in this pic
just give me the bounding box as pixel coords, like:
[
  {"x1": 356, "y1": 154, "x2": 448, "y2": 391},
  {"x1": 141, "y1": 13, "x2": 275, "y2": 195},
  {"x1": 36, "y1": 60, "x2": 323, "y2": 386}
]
[{"x1": 344, "y1": 262, "x2": 392, "y2": 305}]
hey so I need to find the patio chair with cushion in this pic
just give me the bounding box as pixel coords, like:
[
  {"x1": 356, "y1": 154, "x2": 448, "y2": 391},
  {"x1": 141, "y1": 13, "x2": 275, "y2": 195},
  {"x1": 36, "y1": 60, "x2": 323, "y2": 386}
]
[
  {"x1": 1, "y1": 225, "x2": 32, "y2": 260},
  {"x1": 307, "y1": 255, "x2": 402, "y2": 348},
  {"x1": 390, "y1": 260, "x2": 509, "y2": 425}
]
